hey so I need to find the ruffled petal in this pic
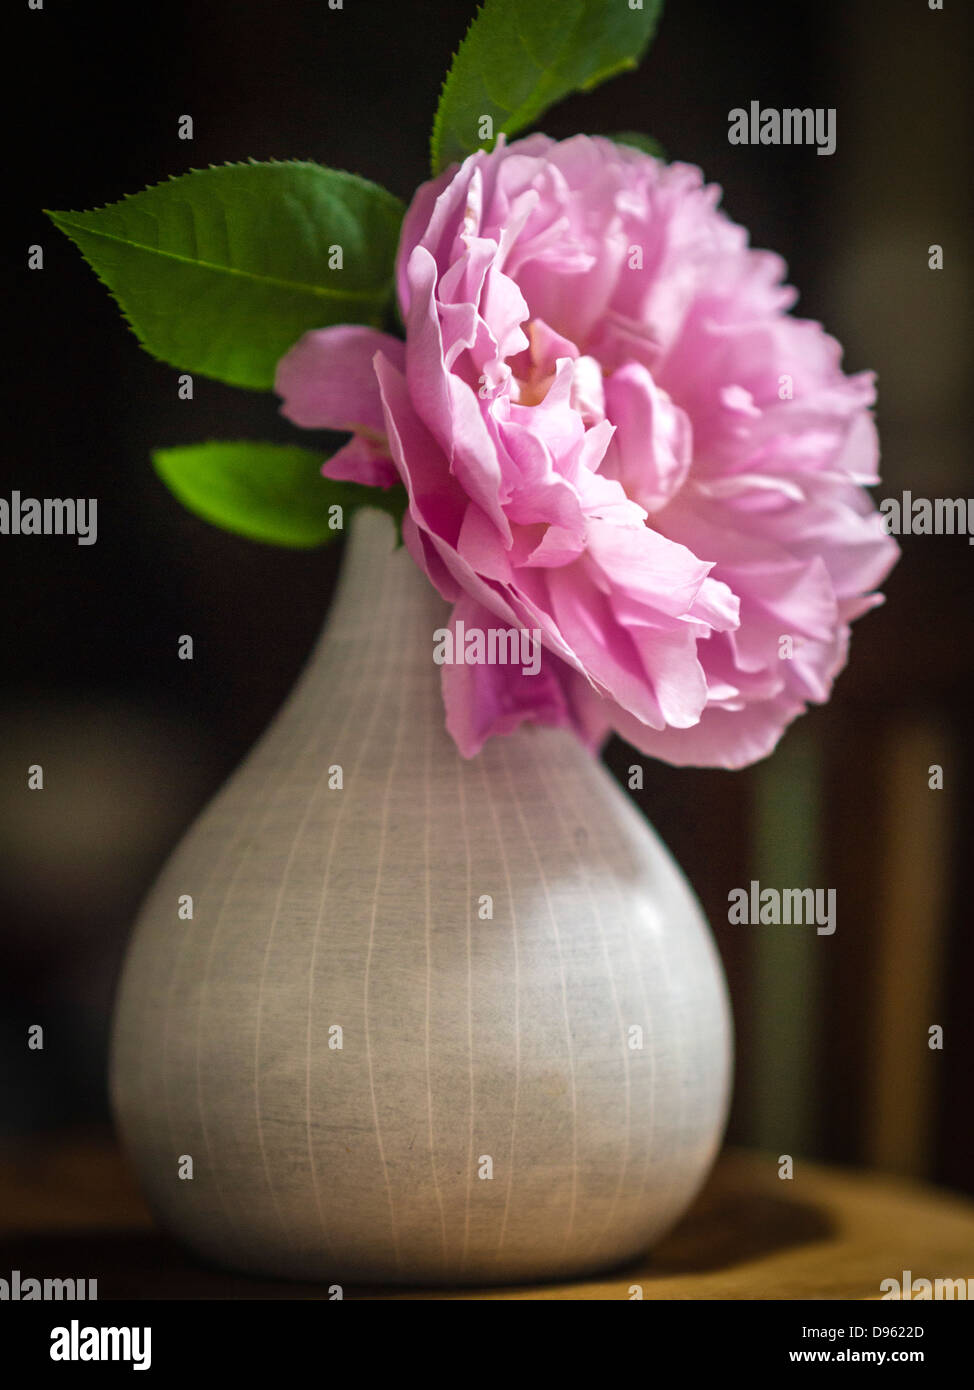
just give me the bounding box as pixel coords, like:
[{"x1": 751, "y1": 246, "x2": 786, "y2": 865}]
[{"x1": 275, "y1": 326, "x2": 404, "y2": 435}]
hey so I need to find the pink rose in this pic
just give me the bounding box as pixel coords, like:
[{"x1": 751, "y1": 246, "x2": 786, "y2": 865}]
[{"x1": 275, "y1": 134, "x2": 898, "y2": 767}]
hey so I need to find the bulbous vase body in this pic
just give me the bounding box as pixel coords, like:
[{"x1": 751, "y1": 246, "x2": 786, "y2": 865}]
[{"x1": 110, "y1": 509, "x2": 732, "y2": 1286}]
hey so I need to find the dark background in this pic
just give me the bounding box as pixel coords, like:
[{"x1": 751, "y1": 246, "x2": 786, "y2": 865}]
[{"x1": 4, "y1": 0, "x2": 972, "y2": 1194}]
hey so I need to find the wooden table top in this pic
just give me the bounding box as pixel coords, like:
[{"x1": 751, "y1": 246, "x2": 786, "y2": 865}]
[{"x1": 1, "y1": 1131, "x2": 972, "y2": 1300}]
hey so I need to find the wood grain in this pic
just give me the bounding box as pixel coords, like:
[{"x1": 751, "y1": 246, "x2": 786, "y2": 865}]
[{"x1": 2, "y1": 1132, "x2": 972, "y2": 1301}]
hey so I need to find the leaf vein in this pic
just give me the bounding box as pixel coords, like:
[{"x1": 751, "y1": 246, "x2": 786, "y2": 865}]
[{"x1": 55, "y1": 217, "x2": 389, "y2": 304}]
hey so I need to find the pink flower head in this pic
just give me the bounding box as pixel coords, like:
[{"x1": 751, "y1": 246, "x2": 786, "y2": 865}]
[{"x1": 275, "y1": 135, "x2": 898, "y2": 767}]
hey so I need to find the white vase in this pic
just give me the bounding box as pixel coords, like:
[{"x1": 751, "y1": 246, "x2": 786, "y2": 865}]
[{"x1": 110, "y1": 508, "x2": 733, "y2": 1286}]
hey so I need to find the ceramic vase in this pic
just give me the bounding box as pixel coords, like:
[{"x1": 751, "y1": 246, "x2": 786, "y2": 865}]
[{"x1": 110, "y1": 507, "x2": 732, "y2": 1286}]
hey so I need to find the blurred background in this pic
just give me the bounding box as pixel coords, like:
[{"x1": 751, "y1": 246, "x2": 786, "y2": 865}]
[{"x1": 5, "y1": 0, "x2": 972, "y2": 1199}]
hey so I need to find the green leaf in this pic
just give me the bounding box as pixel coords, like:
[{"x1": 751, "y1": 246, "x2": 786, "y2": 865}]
[
  {"x1": 612, "y1": 130, "x2": 666, "y2": 160},
  {"x1": 431, "y1": 0, "x2": 664, "y2": 174},
  {"x1": 47, "y1": 162, "x2": 404, "y2": 390},
  {"x1": 152, "y1": 441, "x2": 407, "y2": 549}
]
